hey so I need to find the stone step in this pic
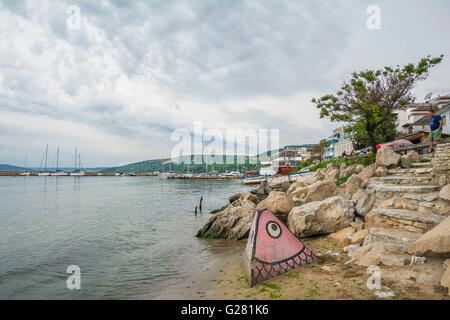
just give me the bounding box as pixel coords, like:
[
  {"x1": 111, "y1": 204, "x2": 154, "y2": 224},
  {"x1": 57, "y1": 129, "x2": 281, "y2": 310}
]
[
  {"x1": 367, "y1": 176, "x2": 434, "y2": 187},
  {"x1": 410, "y1": 162, "x2": 432, "y2": 168},
  {"x1": 374, "y1": 185, "x2": 439, "y2": 194},
  {"x1": 373, "y1": 192, "x2": 449, "y2": 216},
  {"x1": 363, "y1": 227, "x2": 420, "y2": 253},
  {"x1": 388, "y1": 167, "x2": 433, "y2": 175},
  {"x1": 372, "y1": 208, "x2": 444, "y2": 227}
]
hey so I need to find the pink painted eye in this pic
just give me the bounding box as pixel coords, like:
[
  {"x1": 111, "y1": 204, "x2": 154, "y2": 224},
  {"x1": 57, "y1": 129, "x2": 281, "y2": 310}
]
[{"x1": 266, "y1": 221, "x2": 282, "y2": 239}]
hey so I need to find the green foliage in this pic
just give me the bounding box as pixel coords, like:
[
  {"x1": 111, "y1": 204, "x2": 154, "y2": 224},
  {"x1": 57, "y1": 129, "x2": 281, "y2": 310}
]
[
  {"x1": 336, "y1": 174, "x2": 351, "y2": 186},
  {"x1": 296, "y1": 161, "x2": 312, "y2": 171},
  {"x1": 345, "y1": 115, "x2": 400, "y2": 150},
  {"x1": 305, "y1": 153, "x2": 376, "y2": 172},
  {"x1": 312, "y1": 56, "x2": 444, "y2": 151}
]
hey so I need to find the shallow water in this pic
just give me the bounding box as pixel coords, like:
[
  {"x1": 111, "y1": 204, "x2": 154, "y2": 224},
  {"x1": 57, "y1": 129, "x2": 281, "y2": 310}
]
[{"x1": 0, "y1": 176, "x2": 253, "y2": 299}]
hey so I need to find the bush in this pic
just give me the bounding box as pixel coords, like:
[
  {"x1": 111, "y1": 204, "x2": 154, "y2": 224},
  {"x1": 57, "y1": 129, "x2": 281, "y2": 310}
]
[{"x1": 301, "y1": 153, "x2": 376, "y2": 172}]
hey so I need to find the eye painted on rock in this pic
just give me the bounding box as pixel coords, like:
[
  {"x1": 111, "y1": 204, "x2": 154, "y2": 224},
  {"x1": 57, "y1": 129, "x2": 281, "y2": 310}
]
[{"x1": 266, "y1": 221, "x2": 282, "y2": 239}]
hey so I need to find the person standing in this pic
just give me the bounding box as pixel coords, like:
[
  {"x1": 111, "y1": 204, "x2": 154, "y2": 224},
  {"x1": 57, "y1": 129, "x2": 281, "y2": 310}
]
[{"x1": 428, "y1": 107, "x2": 443, "y2": 152}]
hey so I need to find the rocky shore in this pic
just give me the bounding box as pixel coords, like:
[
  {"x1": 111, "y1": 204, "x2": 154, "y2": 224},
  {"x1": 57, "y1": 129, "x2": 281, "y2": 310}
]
[{"x1": 197, "y1": 143, "x2": 450, "y2": 298}]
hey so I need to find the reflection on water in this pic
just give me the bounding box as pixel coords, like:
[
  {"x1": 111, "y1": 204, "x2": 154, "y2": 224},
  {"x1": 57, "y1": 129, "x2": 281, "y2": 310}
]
[{"x1": 0, "y1": 176, "x2": 253, "y2": 299}]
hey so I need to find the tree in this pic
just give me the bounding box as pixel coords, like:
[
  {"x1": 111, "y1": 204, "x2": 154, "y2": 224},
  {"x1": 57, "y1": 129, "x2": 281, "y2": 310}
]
[
  {"x1": 311, "y1": 139, "x2": 330, "y2": 156},
  {"x1": 344, "y1": 114, "x2": 400, "y2": 150},
  {"x1": 312, "y1": 55, "x2": 443, "y2": 153}
]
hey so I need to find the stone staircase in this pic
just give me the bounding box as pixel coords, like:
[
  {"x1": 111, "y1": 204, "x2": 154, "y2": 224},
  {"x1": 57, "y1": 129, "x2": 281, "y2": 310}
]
[{"x1": 362, "y1": 159, "x2": 447, "y2": 257}]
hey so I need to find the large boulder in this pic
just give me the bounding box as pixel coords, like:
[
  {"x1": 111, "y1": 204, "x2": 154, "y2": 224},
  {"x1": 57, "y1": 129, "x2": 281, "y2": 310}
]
[
  {"x1": 440, "y1": 185, "x2": 450, "y2": 203},
  {"x1": 408, "y1": 217, "x2": 450, "y2": 257},
  {"x1": 358, "y1": 164, "x2": 376, "y2": 181},
  {"x1": 376, "y1": 148, "x2": 400, "y2": 168},
  {"x1": 400, "y1": 155, "x2": 411, "y2": 168},
  {"x1": 287, "y1": 181, "x2": 306, "y2": 193},
  {"x1": 296, "y1": 174, "x2": 317, "y2": 186},
  {"x1": 355, "y1": 191, "x2": 376, "y2": 216},
  {"x1": 407, "y1": 150, "x2": 420, "y2": 163},
  {"x1": 196, "y1": 199, "x2": 256, "y2": 240},
  {"x1": 256, "y1": 191, "x2": 295, "y2": 219},
  {"x1": 375, "y1": 166, "x2": 388, "y2": 177},
  {"x1": 257, "y1": 181, "x2": 273, "y2": 195},
  {"x1": 290, "y1": 187, "x2": 309, "y2": 199},
  {"x1": 340, "y1": 174, "x2": 362, "y2": 198},
  {"x1": 352, "y1": 242, "x2": 386, "y2": 267},
  {"x1": 325, "y1": 168, "x2": 339, "y2": 180},
  {"x1": 229, "y1": 193, "x2": 243, "y2": 203},
  {"x1": 304, "y1": 179, "x2": 337, "y2": 203},
  {"x1": 287, "y1": 196, "x2": 355, "y2": 237},
  {"x1": 351, "y1": 229, "x2": 369, "y2": 244},
  {"x1": 313, "y1": 168, "x2": 326, "y2": 180}
]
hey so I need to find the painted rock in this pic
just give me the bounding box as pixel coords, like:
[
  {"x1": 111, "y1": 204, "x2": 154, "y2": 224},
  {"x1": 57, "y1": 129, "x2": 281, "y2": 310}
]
[{"x1": 244, "y1": 208, "x2": 318, "y2": 287}]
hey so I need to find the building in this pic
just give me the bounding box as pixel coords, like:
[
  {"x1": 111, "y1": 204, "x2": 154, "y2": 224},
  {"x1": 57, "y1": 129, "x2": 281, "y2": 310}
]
[{"x1": 324, "y1": 127, "x2": 354, "y2": 159}]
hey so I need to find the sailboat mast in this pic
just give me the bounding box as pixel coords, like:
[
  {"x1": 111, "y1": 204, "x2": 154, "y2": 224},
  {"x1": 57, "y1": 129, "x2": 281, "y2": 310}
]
[
  {"x1": 56, "y1": 147, "x2": 59, "y2": 171},
  {"x1": 44, "y1": 143, "x2": 48, "y2": 171},
  {"x1": 74, "y1": 146, "x2": 77, "y2": 171}
]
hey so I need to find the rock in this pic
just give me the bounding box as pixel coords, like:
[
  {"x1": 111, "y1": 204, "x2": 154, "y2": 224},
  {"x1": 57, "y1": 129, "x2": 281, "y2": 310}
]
[
  {"x1": 287, "y1": 181, "x2": 306, "y2": 193},
  {"x1": 281, "y1": 181, "x2": 291, "y2": 193},
  {"x1": 325, "y1": 168, "x2": 339, "y2": 180},
  {"x1": 352, "y1": 242, "x2": 385, "y2": 267},
  {"x1": 407, "y1": 150, "x2": 420, "y2": 163},
  {"x1": 304, "y1": 179, "x2": 337, "y2": 203},
  {"x1": 313, "y1": 168, "x2": 326, "y2": 180},
  {"x1": 290, "y1": 187, "x2": 309, "y2": 199},
  {"x1": 340, "y1": 174, "x2": 362, "y2": 198},
  {"x1": 256, "y1": 191, "x2": 295, "y2": 219},
  {"x1": 196, "y1": 200, "x2": 256, "y2": 240},
  {"x1": 442, "y1": 260, "x2": 450, "y2": 295},
  {"x1": 355, "y1": 164, "x2": 364, "y2": 174},
  {"x1": 350, "y1": 221, "x2": 364, "y2": 232},
  {"x1": 351, "y1": 229, "x2": 369, "y2": 244},
  {"x1": 326, "y1": 163, "x2": 337, "y2": 171},
  {"x1": 408, "y1": 217, "x2": 450, "y2": 257},
  {"x1": 351, "y1": 188, "x2": 365, "y2": 202},
  {"x1": 340, "y1": 163, "x2": 347, "y2": 171},
  {"x1": 400, "y1": 155, "x2": 411, "y2": 168},
  {"x1": 241, "y1": 192, "x2": 259, "y2": 204},
  {"x1": 257, "y1": 181, "x2": 273, "y2": 195},
  {"x1": 440, "y1": 185, "x2": 450, "y2": 203},
  {"x1": 380, "y1": 253, "x2": 410, "y2": 266},
  {"x1": 375, "y1": 166, "x2": 388, "y2": 177},
  {"x1": 287, "y1": 196, "x2": 355, "y2": 237},
  {"x1": 344, "y1": 244, "x2": 361, "y2": 257},
  {"x1": 296, "y1": 174, "x2": 317, "y2": 186},
  {"x1": 229, "y1": 193, "x2": 243, "y2": 203},
  {"x1": 355, "y1": 191, "x2": 376, "y2": 216},
  {"x1": 358, "y1": 164, "x2": 376, "y2": 181},
  {"x1": 330, "y1": 226, "x2": 355, "y2": 242},
  {"x1": 376, "y1": 148, "x2": 401, "y2": 168}
]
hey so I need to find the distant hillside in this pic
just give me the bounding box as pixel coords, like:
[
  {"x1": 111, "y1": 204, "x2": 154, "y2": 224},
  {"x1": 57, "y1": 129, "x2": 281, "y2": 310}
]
[
  {"x1": 102, "y1": 155, "x2": 260, "y2": 174},
  {"x1": 0, "y1": 164, "x2": 30, "y2": 171}
]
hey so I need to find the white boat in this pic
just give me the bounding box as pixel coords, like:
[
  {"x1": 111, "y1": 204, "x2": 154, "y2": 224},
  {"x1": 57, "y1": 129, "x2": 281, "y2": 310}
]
[
  {"x1": 70, "y1": 171, "x2": 85, "y2": 176},
  {"x1": 259, "y1": 161, "x2": 277, "y2": 176},
  {"x1": 38, "y1": 172, "x2": 50, "y2": 176},
  {"x1": 241, "y1": 175, "x2": 267, "y2": 185},
  {"x1": 20, "y1": 156, "x2": 31, "y2": 176},
  {"x1": 51, "y1": 171, "x2": 68, "y2": 176},
  {"x1": 115, "y1": 172, "x2": 122, "y2": 176}
]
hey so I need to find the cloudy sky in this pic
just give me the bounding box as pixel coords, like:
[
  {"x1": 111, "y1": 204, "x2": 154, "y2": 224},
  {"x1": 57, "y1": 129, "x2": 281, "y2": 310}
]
[{"x1": 0, "y1": 0, "x2": 449, "y2": 167}]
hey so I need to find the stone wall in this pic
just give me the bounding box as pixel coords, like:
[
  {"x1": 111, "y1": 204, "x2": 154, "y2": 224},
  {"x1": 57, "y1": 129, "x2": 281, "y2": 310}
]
[{"x1": 432, "y1": 142, "x2": 450, "y2": 186}]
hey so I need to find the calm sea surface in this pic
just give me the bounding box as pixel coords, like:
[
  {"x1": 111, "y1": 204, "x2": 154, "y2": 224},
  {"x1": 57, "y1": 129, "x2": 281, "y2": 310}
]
[{"x1": 0, "y1": 176, "x2": 253, "y2": 299}]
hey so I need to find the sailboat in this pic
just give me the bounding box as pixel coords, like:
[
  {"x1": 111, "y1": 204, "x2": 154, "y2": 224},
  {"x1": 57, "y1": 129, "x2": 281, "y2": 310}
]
[
  {"x1": 50, "y1": 147, "x2": 67, "y2": 176},
  {"x1": 69, "y1": 147, "x2": 85, "y2": 176},
  {"x1": 38, "y1": 144, "x2": 50, "y2": 176},
  {"x1": 19, "y1": 156, "x2": 31, "y2": 176}
]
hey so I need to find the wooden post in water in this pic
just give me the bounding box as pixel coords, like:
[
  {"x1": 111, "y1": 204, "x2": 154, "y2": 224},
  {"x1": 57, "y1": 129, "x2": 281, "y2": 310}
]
[
  {"x1": 195, "y1": 206, "x2": 198, "y2": 216},
  {"x1": 199, "y1": 197, "x2": 203, "y2": 212}
]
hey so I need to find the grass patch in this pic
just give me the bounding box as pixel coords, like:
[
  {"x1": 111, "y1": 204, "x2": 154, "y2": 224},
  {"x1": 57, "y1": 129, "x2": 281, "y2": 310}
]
[{"x1": 261, "y1": 283, "x2": 282, "y2": 291}]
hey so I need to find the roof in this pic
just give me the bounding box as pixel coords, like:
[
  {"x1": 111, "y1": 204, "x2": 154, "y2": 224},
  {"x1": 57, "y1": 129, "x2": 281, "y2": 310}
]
[
  {"x1": 411, "y1": 106, "x2": 438, "y2": 112},
  {"x1": 395, "y1": 131, "x2": 426, "y2": 141}
]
